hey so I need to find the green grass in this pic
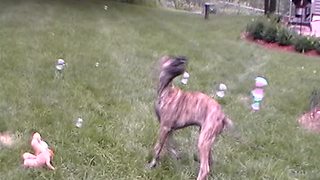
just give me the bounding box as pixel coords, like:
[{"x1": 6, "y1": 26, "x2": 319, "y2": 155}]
[{"x1": 1, "y1": 0, "x2": 320, "y2": 179}]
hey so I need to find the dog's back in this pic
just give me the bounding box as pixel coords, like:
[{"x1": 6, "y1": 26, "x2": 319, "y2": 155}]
[{"x1": 157, "y1": 86, "x2": 230, "y2": 131}]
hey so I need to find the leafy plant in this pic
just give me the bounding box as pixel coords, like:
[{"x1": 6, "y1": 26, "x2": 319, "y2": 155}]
[
  {"x1": 268, "y1": 14, "x2": 282, "y2": 23},
  {"x1": 314, "y1": 39, "x2": 320, "y2": 54},
  {"x1": 246, "y1": 18, "x2": 265, "y2": 40},
  {"x1": 262, "y1": 22, "x2": 278, "y2": 43},
  {"x1": 276, "y1": 27, "x2": 293, "y2": 46},
  {"x1": 294, "y1": 36, "x2": 315, "y2": 53}
]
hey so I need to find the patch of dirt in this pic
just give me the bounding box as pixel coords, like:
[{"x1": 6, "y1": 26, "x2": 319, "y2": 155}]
[
  {"x1": 0, "y1": 132, "x2": 14, "y2": 147},
  {"x1": 298, "y1": 108, "x2": 320, "y2": 133},
  {"x1": 242, "y1": 33, "x2": 320, "y2": 58}
]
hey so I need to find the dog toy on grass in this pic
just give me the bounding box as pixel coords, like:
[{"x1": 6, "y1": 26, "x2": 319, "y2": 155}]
[
  {"x1": 22, "y1": 132, "x2": 55, "y2": 170},
  {"x1": 251, "y1": 76, "x2": 268, "y2": 111},
  {"x1": 55, "y1": 58, "x2": 66, "y2": 79}
]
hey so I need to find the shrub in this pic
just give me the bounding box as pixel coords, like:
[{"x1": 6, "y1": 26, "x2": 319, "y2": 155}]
[
  {"x1": 314, "y1": 39, "x2": 320, "y2": 54},
  {"x1": 276, "y1": 27, "x2": 293, "y2": 46},
  {"x1": 246, "y1": 17, "x2": 280, "y2": 42},
  {"x1": 268, "y1": 14, "x2": 282, "y2": 24},
  {"x1": 294, "y1": 36, "x2": 315, "y2": 53},
  {"x1": 246, "y1": 19, "x2": 265, "y2": 40},
  {"x1": 262, "y1": 22, "x2": 278, "y2": 43}
]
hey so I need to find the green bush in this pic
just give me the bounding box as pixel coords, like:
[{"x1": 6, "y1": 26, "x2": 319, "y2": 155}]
[
  {"x1": 276, "y1": 27, "x2": 293, "y2": 46},
  {"x1": 246, "y1": 19, "x2": 265, "y2": 40},
  {"x1": 246, "y1": 17, "x2": 280, "y2": 42},
  {"x1": 268, "y1": 14, "x2": 282, "y2": 24},
  {"x1": 294, "y1": 36, "x2": 315, "y2": 53},
  {"x1": 246, "y1": 16, "x2": 320, "y2": 55},
  {"x1": 315, "y1": 39, "x2": 320, "y2": 54},
  {"x1": 262, "y1": 22, "x2": 278, "y2": 43}
]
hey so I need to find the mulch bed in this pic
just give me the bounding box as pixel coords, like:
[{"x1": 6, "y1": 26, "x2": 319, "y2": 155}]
[{"x1": 242, "y1": 34, "x2": 320, "y2": 58}]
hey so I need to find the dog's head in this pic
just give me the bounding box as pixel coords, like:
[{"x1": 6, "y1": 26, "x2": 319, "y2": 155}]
[
  {"x1": 159, "y1": 56, "x2": 188, "y2": 79},
  {"x1": 32, "y1": 132, "x2": 41, "y2": 142}
]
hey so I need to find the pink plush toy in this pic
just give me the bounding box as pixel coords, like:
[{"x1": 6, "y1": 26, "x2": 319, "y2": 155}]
[{"x1": 22, "y1": 132, "x2": 55, "y2": 170}]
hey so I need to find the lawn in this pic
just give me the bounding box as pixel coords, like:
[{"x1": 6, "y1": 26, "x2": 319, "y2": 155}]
[{"x1": 1, "y1": 0, "x2": 320, "y2": 179}]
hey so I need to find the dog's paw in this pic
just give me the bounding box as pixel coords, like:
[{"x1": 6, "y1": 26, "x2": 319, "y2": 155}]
[
  {"x1": 145, "y1": 159, "x2": 157, "y2": 170},
  {"x1": 145, "y1": 163, "x2": 154, "y2": 170}
]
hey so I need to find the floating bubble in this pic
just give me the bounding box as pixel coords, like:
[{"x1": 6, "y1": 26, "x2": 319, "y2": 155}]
[
  {"x1": 181, "y1": 71, "x2": 190, "y2": 85},
  {"x1": 75, "y1": 118, "x2": 83, "y2": 128}
]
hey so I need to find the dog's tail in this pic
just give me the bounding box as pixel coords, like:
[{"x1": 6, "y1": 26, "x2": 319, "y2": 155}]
[{"x1": 222, "y1": 116, "x2": 245, "y2": 142}]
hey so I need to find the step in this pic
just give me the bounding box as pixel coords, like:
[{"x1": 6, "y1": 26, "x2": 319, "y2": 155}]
[{"x1": 314, "y1": 9, "x2": 320, "y2": 15}]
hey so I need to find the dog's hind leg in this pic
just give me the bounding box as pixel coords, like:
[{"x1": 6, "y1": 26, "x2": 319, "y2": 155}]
[
  {"x1": 147, "y1": 126, "x2": 171, "y2": 168},
  {"x1": 208, "y1": 149, "x2": 213, "y2": 166},
  {"x1": 197, "y1": 129, "x2": 217, "y2": 180}
]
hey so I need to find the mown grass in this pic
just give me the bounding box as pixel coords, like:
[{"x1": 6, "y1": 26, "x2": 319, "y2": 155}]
[{"x1": 1, "y1": 0, "x2": 320, "y2": 179}]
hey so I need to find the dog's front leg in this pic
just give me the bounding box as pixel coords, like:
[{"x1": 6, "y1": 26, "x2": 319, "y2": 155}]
[
  {"x1": 147, "y1": 126, "x2": 171, "y2": 168},
  {"x1": 166, "y1": 133, "x2": 181, "y2": 160}
]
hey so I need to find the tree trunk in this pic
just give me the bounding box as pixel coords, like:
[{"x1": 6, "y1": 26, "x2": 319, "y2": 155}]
[
  {"x1": 265, "y1": 0, "x2": 277, "y2": 15},
  {"x1": 264, "y1": 0, "x2": 270, "y2": 15},
  {"x1": 270, "y1": 0, "x2": 277, "y2": 13}
]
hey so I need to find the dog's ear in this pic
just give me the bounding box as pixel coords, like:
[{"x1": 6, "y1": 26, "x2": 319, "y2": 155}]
[
  {"x1": 175, "y1": 56, "x2": 188, "y2": 64},
  {"x1": 159, "y1": 56, "x2": 171, "y2": 66},
  {"x1": 169, "y1": 56, "x2": 187, "y2": 69}
]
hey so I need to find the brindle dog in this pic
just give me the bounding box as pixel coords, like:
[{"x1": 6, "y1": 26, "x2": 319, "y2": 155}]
[{"x1": 147, "y1": 56, "x2": 233, "y2": 180}]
